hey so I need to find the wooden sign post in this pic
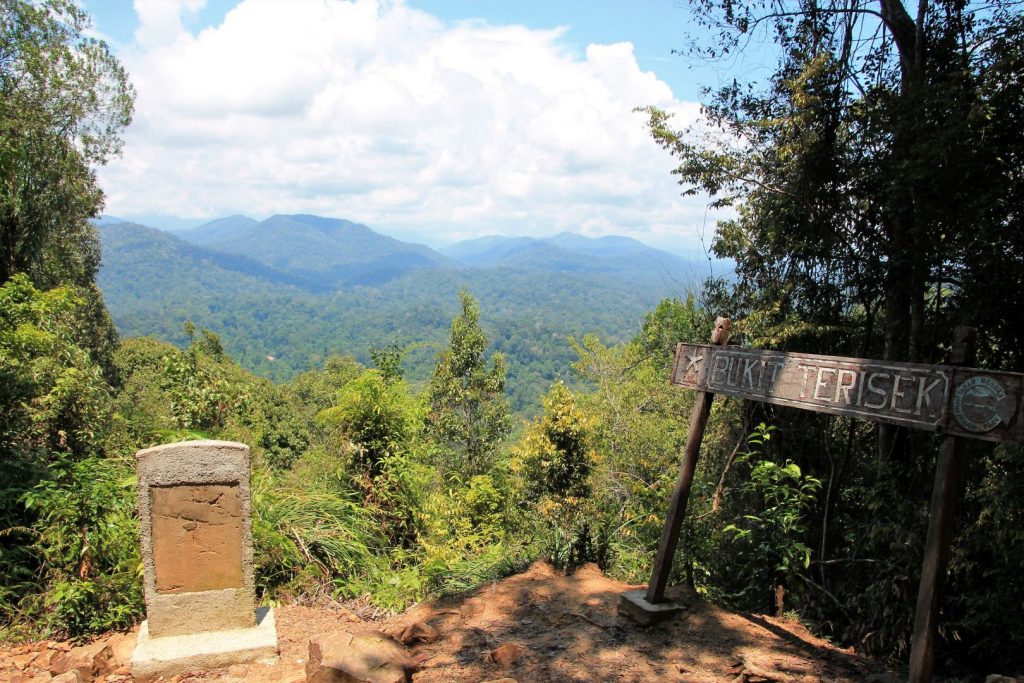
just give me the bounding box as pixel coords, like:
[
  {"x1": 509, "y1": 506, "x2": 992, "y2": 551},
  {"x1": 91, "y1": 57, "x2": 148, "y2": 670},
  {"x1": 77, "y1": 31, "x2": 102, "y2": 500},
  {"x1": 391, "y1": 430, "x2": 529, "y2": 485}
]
[
  {"x1": 907, "y1": 327, "x2": 974, "y2": 683},
  {"x1": 647, "y1": 317, "x2": 731, "y2": 604},
  {"x1": 621, "y1": 321, "x2": 1023, "y2": 683}
]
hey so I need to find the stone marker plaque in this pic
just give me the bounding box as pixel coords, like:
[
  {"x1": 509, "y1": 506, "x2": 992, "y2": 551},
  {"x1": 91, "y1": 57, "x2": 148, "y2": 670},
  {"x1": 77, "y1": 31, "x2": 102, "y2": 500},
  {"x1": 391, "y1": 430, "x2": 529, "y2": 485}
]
[{"x1": 151, "y1": 484, "x2": 243, "y2": 594}]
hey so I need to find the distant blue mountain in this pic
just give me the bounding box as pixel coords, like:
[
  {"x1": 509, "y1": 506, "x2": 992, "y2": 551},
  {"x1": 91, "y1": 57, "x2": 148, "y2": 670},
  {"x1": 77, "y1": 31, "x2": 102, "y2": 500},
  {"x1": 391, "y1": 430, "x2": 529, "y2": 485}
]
[
  {"x1": 439, "y1": 236, "x2": 535, "y2": 266},
  {"x1": 175, "y1": 215, "x2": 258, "y2": 245},
  {"x1": 545, "y1": 231, "x2": 653, "y2": 256},
  {"x1": 96, "y1": 217, "x2": 701, "y2": 408},
  {"x1": 173, "y1": 214, "x2": 455, "y2": 288},
  {"x1": 135, "y1": 213, "x2": 711, "y2": 290},
  {"x1": 440, "y1": 232, "x2": 689, "y2": 281}
]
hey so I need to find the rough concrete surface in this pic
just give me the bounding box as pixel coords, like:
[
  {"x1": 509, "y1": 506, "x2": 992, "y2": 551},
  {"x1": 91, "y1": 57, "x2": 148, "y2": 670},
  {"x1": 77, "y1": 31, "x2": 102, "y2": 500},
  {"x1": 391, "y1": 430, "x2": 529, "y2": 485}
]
[
  {"x1": 616, "y1": 589, "x2": 687, "y2": 626},
  {"x1": 132, "y1": 607, "x2": 278, "y2": 681},
  {"x1": 145, "y1": 588, "x2": 259, "y2": 637}
]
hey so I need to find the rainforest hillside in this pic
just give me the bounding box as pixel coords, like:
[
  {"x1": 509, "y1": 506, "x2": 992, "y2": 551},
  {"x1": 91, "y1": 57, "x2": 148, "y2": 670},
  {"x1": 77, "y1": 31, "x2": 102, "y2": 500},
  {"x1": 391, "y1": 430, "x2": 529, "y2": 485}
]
[{"x1": 97, "y1": 216, "x2": 720, "y2": 412}]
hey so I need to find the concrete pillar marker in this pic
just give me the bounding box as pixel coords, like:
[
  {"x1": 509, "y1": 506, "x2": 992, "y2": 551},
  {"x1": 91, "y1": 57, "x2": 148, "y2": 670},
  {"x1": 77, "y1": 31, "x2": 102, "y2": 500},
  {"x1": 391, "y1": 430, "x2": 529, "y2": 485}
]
[{"x1": 131, "y1": 440, "x2": 278, "y2": 680}]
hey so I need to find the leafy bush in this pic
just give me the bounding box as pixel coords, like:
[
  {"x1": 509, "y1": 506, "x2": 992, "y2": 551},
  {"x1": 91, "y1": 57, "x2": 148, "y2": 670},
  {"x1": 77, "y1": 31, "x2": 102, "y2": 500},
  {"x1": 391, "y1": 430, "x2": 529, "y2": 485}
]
[
  {"x1": 511, "y1": 381, "x2": 608, "y2": 568},
  {"x1": 0, "y1": 276, "x2": 141, "y2": 638},
  {"x1": 22, "y1": 455, "x2": 142, "y2": 636},
  {"x1": 719, "y1": 423, "x2": 821, "y2": 611}
]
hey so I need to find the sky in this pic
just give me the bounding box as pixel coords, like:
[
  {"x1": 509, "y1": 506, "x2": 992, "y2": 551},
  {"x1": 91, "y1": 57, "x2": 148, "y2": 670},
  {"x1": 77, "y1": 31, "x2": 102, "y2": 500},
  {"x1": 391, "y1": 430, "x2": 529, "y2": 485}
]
[{"x1": 81, "y1": 0, "x2": 754, "y2": 253}]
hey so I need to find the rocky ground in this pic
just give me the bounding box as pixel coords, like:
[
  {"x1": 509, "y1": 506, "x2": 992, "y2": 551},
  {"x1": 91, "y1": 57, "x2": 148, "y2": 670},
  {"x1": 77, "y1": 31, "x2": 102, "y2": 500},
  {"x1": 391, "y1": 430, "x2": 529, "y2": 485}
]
[{"x1": 0, "y1": 561, "x2": 923, "y2": 682}]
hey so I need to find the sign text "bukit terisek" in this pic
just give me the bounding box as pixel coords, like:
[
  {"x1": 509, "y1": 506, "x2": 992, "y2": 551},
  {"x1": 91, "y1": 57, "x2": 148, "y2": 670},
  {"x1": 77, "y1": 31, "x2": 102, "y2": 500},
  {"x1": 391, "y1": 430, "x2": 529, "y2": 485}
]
[{"x1": 671, "y1": 344, "x2": 1023, "y2": 443}]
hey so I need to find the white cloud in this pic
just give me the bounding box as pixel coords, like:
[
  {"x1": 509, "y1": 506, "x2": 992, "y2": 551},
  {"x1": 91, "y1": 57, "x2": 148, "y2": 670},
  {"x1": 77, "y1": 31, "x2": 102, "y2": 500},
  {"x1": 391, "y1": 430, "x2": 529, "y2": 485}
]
[{"x1": 100, "y1": 0, "x2": 712, "y2": 251}]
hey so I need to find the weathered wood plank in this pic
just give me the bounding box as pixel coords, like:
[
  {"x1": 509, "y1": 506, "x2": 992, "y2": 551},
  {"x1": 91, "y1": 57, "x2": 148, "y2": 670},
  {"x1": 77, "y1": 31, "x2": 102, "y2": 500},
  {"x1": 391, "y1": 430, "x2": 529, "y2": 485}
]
[{"x1": 671, "y1": 344, "x2": 1024, "y2": 443}]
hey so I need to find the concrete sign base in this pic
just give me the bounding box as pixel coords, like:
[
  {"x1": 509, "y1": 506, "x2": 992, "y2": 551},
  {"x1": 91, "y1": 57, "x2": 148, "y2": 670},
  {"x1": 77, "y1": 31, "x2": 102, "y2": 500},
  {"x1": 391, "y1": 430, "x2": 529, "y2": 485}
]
[
  {"x1": 132, "y1": 606, "x2": 278, "y2": 681},
  {"x1": 617, "y1": 590, "x2": 687, "y2": 626}
]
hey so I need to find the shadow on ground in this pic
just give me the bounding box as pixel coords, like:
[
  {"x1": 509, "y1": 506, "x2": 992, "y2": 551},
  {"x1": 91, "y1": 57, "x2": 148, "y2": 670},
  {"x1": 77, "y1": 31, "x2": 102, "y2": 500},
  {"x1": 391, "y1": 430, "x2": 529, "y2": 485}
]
[{"x1": 384, "y1": 561, "x2": 895, "y2": 682}]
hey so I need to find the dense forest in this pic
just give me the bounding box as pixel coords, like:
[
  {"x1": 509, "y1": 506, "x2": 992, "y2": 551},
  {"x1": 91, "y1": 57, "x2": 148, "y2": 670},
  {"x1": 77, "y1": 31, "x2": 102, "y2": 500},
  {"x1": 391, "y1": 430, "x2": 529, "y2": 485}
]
[
  {"x1": 2, "y1": 0, "x2": 1023, "y2": 679},
  {"x1": 95, "y1": 217, "x2": 711, "y2": 415}
]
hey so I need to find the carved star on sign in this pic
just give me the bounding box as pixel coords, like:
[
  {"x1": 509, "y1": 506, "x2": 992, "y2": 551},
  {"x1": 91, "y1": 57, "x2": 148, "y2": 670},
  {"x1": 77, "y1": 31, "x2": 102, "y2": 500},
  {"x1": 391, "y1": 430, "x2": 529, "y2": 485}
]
[{"x1": 685, "y1": 354, "x2": 704, "y2": 371}]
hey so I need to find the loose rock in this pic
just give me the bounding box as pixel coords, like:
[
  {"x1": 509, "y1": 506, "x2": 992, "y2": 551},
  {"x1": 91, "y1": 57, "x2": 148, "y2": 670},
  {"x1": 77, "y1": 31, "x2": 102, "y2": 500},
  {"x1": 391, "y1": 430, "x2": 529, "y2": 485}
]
[
  {"x1": 33, "y1": 649, "x2": 58, "y2": 669},
  {"x1": 51, "y1": 671, "x2": 85, "y2": 683},
  {"x1": 400, "y1": 622, "x2": 440, "y2": 646},
  {"x1": 488, "y1": 643, "x2": 524, "y2": 668},
  {"x1": 11, "y1": 652, "x2": 36, "y2": 669},
  {"x1": 227, "y1": 663, "x2": 248, "y2": 679},
  {"x1": 307, "y1": 629, "x2": 415, "y2": 683},
  {"x1": 50, "y1": 641, "x2": 113, "y2": 681}
]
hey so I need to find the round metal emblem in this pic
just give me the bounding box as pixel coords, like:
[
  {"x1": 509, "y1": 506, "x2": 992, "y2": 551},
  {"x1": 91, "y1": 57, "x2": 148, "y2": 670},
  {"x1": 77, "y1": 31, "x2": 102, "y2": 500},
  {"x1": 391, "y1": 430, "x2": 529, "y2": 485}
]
[{"x1": 952, "y1": 376, "x2": 1006, "y2": 433}]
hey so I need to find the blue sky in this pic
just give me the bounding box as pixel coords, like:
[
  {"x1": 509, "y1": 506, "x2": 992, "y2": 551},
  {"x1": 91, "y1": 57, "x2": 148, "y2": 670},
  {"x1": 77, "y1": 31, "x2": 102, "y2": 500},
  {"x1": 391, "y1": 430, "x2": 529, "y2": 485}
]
[{"x1": 81, "y1": 0, "x2": 748, "y2": 252}]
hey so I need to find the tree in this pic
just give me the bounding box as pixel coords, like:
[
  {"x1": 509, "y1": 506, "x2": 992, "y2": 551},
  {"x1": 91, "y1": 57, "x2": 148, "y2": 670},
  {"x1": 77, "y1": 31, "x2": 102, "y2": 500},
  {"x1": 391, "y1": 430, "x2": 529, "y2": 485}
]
[
  {"x1": 426, "y1": 290, "x2": 511, "y2": 477},
  {"x1": 642, "y1": 0, "x2": 1024, "y2": 665},
  {"x1": 511, "y1": 381, "x2": 602, "y2": 567},
  {"x1": 0, "y1": 274, "x2": 142, "y2": 636},
  {"x1": 317, "y1": 370, "x2": 418, "y2": 480},
  {"x1": 648, "y1": 0, "x2": 1022, "y2": 370},
  {"x1": 514, "y1": 381, "x2": 594, "y2": 503},
  {"x1": 1, "y1": 0, "x2": 134, "y2": 288},
  {"x1": 316, "y1": 369, "x2": 424, "y2": 547}
]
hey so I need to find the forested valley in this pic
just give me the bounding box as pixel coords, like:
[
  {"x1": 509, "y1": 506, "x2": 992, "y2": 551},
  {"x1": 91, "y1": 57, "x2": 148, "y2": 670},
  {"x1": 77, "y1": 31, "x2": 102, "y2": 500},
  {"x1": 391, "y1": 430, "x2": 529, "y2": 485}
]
[
  {"x1": 94, "y1": 214, "x2": 716, "y2": 416},
  {"x1": 2, "y1": 0, "x2": 1023, "y2": 680}
]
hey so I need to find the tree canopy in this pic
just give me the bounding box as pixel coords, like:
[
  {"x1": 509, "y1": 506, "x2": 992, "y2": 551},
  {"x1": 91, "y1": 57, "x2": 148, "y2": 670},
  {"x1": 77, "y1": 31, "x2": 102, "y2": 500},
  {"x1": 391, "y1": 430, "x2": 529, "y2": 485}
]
[
  {"x1": 426, "y1": 290, "x2": 512, "y2": 477},
  {"x1": 0, "y1": 0, "x2": 134, "y2": 288},
  {"x1": 648, "y1": 0, "x2": 1023, "y2": 371},
  {"x1": 640, "y1": 0, "x2": 1024, "y2": 665}
]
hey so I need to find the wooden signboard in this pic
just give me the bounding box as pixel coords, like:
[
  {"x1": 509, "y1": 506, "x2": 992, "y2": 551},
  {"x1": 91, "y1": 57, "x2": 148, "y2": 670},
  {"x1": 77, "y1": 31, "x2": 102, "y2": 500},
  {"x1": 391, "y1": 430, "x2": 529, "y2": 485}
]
[
  {"x1": 626, "y1": 321, "x2": 1024, "y2": 683},
  {"x1": 671, "y1": 343, "x2": 1024, "y2": 443}
]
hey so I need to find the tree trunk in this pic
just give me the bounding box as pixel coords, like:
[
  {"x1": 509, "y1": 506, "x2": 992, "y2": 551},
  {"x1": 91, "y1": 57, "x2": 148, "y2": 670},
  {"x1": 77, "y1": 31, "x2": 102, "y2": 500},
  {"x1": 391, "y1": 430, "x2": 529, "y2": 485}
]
[{"x1": 877, "y1": 0, "x2": 928, "y2": 469}]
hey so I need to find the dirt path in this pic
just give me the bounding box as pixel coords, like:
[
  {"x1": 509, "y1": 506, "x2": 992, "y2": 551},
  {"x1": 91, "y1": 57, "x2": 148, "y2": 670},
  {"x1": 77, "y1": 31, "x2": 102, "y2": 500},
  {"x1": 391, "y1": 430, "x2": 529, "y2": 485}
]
[{"x1": 2, "y1": 561, "x2": 898, "y2": 682}]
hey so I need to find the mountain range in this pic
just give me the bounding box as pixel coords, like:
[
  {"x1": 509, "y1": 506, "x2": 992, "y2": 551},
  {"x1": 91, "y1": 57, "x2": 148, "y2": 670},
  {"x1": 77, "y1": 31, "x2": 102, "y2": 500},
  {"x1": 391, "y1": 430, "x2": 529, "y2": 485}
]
[{"x1": 96, "y1": 214, "x2": 720, "y2": 412}]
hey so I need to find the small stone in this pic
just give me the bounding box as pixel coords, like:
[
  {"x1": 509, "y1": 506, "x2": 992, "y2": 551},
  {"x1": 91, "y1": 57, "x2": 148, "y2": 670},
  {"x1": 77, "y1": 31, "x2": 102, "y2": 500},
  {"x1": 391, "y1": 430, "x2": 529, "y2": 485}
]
[
  {"x1": 12, "y1": 652, "x2": 36, "y2": 669},
  {"x1": 50, "y1": 640, "x2": 113, "y2": 681},
  {"x1": 399, "y1": 622, "x2": 440, "y2": 645},
  {"x1": 227, "y1": 663, "x2": 248, "y2": 679},
  {"x1": 33, "y1": 649, "x2": 58, "y2": 669},
  {"x1": 985, "y1": 676, "x2": 1019, "y2": 683},
  {"x1": 254, "y1": 662, "x2": 301, "y2": 683},
  {"x1": 104, "y1": 633, "x2": 129, "y2": 660},
  {"x1": 51, "y1": 672, "x2": 84, "y2": 683},
  {"x1": 107, "y1": 634, "x2": 135, "y2": 676},
  {"x1": 307, "y1": 629, "x2": 415, "y2": 683},
  {"x1": 489, "y1": 643, "x2": 525, "y2": 668},
  {"x1": 479, "y1": 679, "x2": 518, "y2": 683}
]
